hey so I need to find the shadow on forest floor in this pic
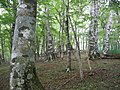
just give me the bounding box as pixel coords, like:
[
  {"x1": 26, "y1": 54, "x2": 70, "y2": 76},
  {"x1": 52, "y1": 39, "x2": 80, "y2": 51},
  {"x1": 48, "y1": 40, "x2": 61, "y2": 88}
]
[{"x1": 0, "y1": 56, "x2": 120, "y2": 90}]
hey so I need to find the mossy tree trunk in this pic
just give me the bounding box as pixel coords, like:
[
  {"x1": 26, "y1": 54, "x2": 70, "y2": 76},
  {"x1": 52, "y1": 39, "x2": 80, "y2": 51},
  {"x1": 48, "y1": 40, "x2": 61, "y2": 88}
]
[{"x1": 10, "y1": 0, "x2": 44, "y2": 90}]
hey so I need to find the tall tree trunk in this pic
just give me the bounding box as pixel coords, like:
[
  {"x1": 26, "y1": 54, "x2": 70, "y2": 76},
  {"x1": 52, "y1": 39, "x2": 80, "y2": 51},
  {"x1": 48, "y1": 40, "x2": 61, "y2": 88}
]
[
  {"x1": 61, "y1": 22, "x2": 65, "y2": 60},
  {"x1": 89, "y1": 0, "x2": 99, "y2": 60},
  {"x1": 41, "y1": 34, "x2": 45, "y2": 55},
  {"x1": 45, "y1": 6, "x2": 55, "y2": 61},
  {"x1": 85, "y1": 36, "x2": 88, "y2": 50},
  {"x1": 10, "y1": 0, "x2": 17, "y2": 55},
  {"x1": 103, "y1": 10, "x2": 113, "y2": 54},
  {"x1": 10, "y1": 0, "x2": 44, "y2": 90},
  {"x1": 0, "y1": 24, "x2": 5, "y2": 63},
  {"x1": 69, "y1": 16, "x2": 83, "y2": 79},
  {"x1": 40, "y1": 25, "x2": 46, "y2": 57},
  {"x1": 83, "y1": 35, "x2": 84, "y2": 50},
  {"x1": 65, "y1": 0, "x2": 71, "y2": 72},
  {"x1": 35, "y1": 34, "x2": 40, "y2": 61},
  {"x1": 1, "y1": 37, "x2": 5, "y2": 63},
  {"x1": 61, "y1": 0, "x2": 65, "y2": 60}
]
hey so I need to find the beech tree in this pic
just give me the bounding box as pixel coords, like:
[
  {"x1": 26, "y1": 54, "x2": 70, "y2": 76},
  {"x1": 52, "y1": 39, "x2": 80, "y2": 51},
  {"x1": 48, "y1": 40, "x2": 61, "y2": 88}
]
[
  {"x1": 103, "y1": 10, "x2": 114, "y2": 55},
  {"x1": 10, "y1": 0, "x2": 44, "y2": 90},
  {"x1": 88, "y1": 0, "x2": 99, "y2": 60},
  {"x1": 45, "y1": 5, "x2": 55, "y2": 61},
  {"x1": 0, "y1": 0, "x2": 119, "y2": 89}
]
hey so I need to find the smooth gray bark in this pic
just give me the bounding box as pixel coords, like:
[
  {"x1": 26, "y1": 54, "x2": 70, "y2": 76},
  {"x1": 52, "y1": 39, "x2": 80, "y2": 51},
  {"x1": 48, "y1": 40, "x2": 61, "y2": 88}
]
[
  {"x1": 10, "y1": 0, "x2": 17, "y2": 55},
  {"x1": 103, "y1": 10, "x2": 113, "y2": 54},
  {"x1": 89, "y1": 0, "x2": 99, "y2": 60},
  {"x1": 45, "y1": 6, "x2": 55, "y2": 61}
]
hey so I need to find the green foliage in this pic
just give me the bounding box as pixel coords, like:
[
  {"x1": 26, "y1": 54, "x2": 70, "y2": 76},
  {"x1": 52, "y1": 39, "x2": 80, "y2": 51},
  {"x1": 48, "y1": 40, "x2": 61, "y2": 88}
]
[{"x1": 0, "y1": 0, "x2": 120, "y2": 61}]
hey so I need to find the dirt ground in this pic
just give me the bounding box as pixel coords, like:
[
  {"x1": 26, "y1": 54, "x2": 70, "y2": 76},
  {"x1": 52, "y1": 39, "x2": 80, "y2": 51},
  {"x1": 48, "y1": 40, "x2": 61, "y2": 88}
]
[{"x1": 0, "y1": 55, "x2": 120, "y2": 90}]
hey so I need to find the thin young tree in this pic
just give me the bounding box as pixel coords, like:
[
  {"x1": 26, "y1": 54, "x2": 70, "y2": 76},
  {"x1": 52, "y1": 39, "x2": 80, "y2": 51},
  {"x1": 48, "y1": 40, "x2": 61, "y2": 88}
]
[
  {"x1": 60, "y1": 0, "x2": 65, "y2": 60},
  {"x1": 65, "y1": 0, "x2": 72, "y2": 72},
  {"x1": 10, "y1": 0, "x2": 44, "y2": 90},
  {"x1": 69, "y1": 16, "x2": 83, "y2": 79}
]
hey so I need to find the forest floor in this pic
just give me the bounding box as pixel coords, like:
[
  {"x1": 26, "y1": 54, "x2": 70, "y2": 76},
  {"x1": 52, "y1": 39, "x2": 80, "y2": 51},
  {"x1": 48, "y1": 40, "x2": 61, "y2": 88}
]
[{"x1": 0, "y1": 52, "x2": 120, "y2": 90}]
